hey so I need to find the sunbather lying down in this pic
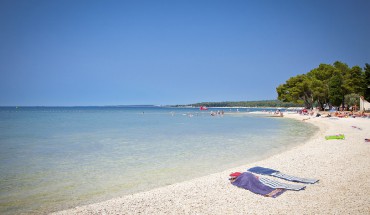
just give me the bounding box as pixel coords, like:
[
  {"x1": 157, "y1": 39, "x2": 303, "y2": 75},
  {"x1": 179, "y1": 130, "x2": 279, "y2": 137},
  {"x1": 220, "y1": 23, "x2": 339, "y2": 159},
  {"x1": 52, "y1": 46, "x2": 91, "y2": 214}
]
[{"x1": 229, "y1": 172, "x2": 285, "y2": 198}]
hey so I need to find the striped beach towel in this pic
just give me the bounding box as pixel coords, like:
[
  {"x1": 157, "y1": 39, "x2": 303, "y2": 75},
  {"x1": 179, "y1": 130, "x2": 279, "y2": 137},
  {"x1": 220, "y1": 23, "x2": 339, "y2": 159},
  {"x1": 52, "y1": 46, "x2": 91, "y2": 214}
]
[
  {"x1": 259, "y1": 177, "x2": 306, "y2": 191},
  {"x1": 248, "y1": 166, "x2": 319, "y2": 184}
]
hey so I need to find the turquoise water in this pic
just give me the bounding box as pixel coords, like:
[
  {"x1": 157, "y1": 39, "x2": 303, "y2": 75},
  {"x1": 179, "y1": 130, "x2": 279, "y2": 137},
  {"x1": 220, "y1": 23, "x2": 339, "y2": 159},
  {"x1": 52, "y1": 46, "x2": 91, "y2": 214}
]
[{"x1": 0, "y1": 107, "x2": 317, "y2": 214}]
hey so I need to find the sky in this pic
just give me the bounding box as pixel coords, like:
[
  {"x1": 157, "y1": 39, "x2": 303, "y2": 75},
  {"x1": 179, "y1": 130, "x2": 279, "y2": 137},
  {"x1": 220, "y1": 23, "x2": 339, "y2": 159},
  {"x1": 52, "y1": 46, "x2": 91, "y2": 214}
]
[{"x1": 1, "y1": 0, "x2": 369, "y2": 106}]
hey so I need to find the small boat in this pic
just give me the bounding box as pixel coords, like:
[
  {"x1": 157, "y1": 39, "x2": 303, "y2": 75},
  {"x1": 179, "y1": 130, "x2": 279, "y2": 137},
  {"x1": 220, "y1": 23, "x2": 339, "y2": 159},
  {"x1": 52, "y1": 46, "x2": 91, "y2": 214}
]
[{"x1": 200, "y1": 106, "x2": 208, "y2": 111}]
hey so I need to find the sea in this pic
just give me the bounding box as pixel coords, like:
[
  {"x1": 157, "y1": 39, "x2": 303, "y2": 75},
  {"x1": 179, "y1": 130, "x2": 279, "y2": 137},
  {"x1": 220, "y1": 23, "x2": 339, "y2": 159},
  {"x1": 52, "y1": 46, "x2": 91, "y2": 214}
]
[{"x1": 0, "y1": 106, "x2": 317, "y2": 214}]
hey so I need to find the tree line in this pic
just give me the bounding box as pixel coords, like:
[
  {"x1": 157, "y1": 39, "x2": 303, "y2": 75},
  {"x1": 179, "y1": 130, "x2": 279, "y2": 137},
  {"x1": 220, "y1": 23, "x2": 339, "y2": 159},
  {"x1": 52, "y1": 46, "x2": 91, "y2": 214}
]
[
  {"x1": 276, "y1": 61, "x2": 370, "y2": 110},
  {"x1": 186, "y1": 100, "x2": 303, "y2": 108}
]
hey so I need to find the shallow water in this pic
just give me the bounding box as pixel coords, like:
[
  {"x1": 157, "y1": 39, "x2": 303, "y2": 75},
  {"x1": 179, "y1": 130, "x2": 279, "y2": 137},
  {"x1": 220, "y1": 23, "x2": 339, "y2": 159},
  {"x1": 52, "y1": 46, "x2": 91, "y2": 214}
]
[{"x1": 0, "y1": 107, "x2": 317, "y2": 214}]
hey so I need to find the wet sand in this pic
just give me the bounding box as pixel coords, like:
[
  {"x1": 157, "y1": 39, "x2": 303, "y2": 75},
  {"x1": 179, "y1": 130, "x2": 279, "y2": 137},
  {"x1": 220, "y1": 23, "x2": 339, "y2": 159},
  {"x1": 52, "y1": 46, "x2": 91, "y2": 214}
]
[{"x1": 52, "y1": 113, "x2": 370, "y2": 214}]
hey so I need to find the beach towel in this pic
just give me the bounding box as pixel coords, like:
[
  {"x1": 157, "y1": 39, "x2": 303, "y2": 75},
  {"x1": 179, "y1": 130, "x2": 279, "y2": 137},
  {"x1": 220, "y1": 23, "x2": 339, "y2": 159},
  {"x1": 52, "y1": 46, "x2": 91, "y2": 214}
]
[
  {"x1": 231, "y1": 172, "x2": 285, "y2": 198},
  {"x1": 248, "y1": 166, "x2": 318, "y2": 184},
  {"x1": 259, "y1": 177, "x2": 306, "y2": 191},
  {"x1": 325, "y1": 134, "x2": 345, "y2": 140}
]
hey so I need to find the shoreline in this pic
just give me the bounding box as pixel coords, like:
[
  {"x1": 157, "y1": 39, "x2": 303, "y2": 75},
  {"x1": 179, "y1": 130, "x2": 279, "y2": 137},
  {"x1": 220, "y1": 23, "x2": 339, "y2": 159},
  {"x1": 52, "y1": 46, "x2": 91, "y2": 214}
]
[{"x1": 52, "y1": 113, "x2": 370, "y2": 214}]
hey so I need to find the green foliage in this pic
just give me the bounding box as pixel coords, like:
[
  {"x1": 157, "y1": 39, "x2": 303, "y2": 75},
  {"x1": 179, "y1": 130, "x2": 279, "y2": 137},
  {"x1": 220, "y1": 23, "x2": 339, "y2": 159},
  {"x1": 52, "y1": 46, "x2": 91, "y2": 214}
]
[
  {"x1": 276, "y1": 61, "x2": 369, "y2": 109},
  {"x1": 345, "y1": 93, "x2": 360, "y2": 108},
  {"x1": 307, "y1": 64, "x2": 337, "y2": 109},
  {"x1": 364, "y1": 63, "x2": 370, "y2": 101},
  {"x1": 345, "y1": 66, "x2": 366, "y2": 95},
  {"x1": 276, "y1": 74, "x2": 313, "y2": 108},
  {"x1": 328, "y1": 71, "x2": 343, "y2": 107}
]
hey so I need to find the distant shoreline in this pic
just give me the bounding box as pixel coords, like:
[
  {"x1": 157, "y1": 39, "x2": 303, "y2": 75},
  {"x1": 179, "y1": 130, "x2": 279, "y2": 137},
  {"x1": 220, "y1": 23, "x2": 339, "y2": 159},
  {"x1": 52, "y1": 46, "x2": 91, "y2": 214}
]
[{"x1": 0, "y1": 99, "x2": 304, "y2": 109}]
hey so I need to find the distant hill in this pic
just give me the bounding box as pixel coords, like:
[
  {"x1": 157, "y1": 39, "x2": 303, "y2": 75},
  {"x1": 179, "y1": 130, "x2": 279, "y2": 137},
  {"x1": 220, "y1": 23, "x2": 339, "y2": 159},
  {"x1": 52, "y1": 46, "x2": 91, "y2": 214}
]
[{"x1": 178, "y1": 100, "x2": 303, "y2": 108}]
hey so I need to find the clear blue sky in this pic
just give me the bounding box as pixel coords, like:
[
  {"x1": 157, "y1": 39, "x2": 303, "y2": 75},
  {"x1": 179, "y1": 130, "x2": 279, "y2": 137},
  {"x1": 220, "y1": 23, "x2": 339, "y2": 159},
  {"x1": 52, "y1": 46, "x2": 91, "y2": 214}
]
[{"x1": 1, "y1": 0, "x2": 369, "y2": 106}]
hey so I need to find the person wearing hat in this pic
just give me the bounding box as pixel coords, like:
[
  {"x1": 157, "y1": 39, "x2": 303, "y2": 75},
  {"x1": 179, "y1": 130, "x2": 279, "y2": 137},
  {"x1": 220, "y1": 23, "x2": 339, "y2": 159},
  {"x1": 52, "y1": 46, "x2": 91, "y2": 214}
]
[{"x1": 229, "y1": 172, "x2": 285, "y2": 198}]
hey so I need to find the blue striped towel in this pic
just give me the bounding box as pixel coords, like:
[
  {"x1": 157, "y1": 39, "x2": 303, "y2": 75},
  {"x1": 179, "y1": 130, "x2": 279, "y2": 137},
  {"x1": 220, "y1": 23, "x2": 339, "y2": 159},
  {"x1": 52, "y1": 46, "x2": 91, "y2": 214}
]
[
  {"x1": 259, "y1": 177, "x2": 306, "y2": 191},
  {"x1": 248, "y1": 166, "x2": 318, "y2": 184}
]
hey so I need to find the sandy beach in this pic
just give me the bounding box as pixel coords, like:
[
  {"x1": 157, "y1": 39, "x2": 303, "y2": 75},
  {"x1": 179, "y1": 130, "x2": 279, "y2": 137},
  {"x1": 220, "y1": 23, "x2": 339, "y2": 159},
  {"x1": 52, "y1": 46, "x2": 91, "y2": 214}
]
[{"x1": 52, "y1": 113, "x2": 370, "y2": 214}]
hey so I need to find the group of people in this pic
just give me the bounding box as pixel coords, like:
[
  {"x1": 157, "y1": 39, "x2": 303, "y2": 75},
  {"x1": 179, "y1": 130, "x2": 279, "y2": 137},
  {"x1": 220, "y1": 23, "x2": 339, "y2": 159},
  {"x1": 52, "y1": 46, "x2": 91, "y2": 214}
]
[
  {"x1": 274, "y1": 110, "x2": 284, "y2": 117},
  {"x1": 299, "y1": 108, "x2": 370, "y2": 119},
  {"x1": 321, "y1": 111, "x2": 370, "y2": 118},
  {"x1": 332, "y1": 111, "x2": 369, "y2": 118},
  {"x1": 266, "y1": 110, "x2": 284, "y2": 117},
  {"x1": 170, "y1": 110, "x2": 226, "y2": 117},
  {"x1": 210, "y1": 110, "x2": 224, "y2": 116}
]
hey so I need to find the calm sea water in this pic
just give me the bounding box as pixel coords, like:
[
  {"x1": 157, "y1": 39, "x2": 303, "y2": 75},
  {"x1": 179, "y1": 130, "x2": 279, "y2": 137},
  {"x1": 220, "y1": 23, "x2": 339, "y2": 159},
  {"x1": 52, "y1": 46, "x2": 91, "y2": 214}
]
[{"x1": 0, "y1": 107, "x2": 317, "y2": 214}]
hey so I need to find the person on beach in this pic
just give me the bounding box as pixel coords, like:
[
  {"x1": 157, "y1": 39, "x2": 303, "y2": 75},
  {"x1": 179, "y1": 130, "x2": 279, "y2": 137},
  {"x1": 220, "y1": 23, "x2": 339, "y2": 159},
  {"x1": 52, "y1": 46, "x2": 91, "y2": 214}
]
[{"x1": 229, "y1": 172, "x2": 285, "y2": 198}]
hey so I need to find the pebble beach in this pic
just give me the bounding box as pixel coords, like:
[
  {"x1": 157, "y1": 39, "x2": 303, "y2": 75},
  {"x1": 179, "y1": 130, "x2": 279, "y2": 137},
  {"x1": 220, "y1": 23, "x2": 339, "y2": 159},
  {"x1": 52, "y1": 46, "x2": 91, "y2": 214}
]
[{"x1": 52, "y1": 113, "x2": 370, "y2": 214}]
